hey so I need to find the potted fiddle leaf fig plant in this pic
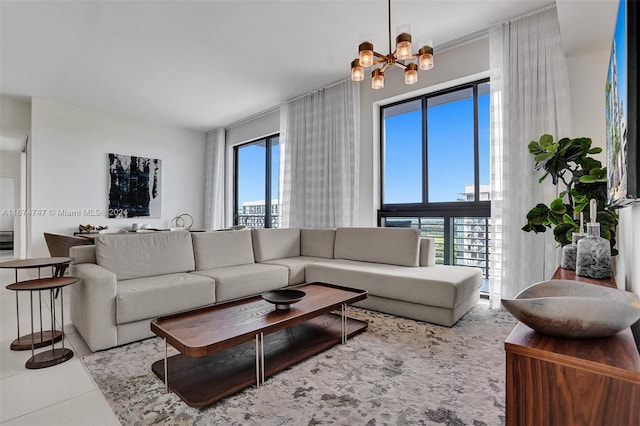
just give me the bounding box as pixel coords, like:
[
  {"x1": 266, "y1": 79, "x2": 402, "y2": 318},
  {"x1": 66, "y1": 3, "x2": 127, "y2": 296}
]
[{"x1": 521, "y1": 134, "x2": 618, "y2": 255}]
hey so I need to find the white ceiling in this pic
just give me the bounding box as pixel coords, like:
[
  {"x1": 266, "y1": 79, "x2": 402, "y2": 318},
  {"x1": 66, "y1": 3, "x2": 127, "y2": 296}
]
[{"x1": 0, "y1": 0, "x2": 618, "y2": 134}]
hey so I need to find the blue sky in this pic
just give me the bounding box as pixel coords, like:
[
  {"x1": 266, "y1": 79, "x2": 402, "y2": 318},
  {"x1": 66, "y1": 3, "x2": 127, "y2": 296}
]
[
  {"x1": 613, "y1": 0, "x2": 627, "y2": 114},
  {"x1": 384, "y1": 93, "x2": 490, "y2": 204}
]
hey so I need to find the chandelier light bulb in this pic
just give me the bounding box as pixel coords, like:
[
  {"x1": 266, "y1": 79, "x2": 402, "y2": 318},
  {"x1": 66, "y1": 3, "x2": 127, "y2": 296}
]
[
  {"x1": 419, "y1": 44, "x2": 434, "y2": 70},
  {"x1": 395, "y1": 25, "x2": 412, "y2": 60},
  {"x1": 351, "y1": 59, "x2": 364, "y2": 81},
  {"x1": 351, "y1": 2, "x2": 434, "y2": 89},
  {"x1": 372, "y1": 68, "x2": 384, "y2": 90},
  {"x1": 359, "y1": 41, "x2": 374, "y2": 67},
  {"x1": 404, "y1": 63, "x2": 418, "y2": 84}
]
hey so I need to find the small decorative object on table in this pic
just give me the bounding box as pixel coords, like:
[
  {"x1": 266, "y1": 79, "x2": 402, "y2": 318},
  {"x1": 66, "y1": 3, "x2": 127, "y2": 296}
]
[
  {"x1": 262, "y1": 289, "x2": 306, "y2": 311},
  {"x1": 576, "y1": 199, "x2": 611, "y2": 279},
  {"x1": 560, "y1": 213, "x2": 586, "y2": 270},
  {"x1": 171, "y1": 213, "x2": 193, "y2": 230},
  {"x1": 78, "y1": 224, "x2": 107, "y2": 233}
]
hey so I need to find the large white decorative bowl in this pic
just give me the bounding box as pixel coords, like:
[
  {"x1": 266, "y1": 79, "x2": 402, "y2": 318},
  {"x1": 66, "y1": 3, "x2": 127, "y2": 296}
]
[{"x1": 501, "y1": 279, "x2": 640, "y2": 339}]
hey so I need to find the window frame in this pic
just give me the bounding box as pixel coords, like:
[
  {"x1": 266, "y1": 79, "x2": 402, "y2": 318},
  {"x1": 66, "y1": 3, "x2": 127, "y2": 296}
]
[
  {"x1": 233, "y1": 133, "x2": 280, "y2": 228},
  {"x1": 377, "y1": 79, "x2": 490, "y2": 267},
  {"x1": 379, "y1": 78, "x2": 490, "y2": 211}
]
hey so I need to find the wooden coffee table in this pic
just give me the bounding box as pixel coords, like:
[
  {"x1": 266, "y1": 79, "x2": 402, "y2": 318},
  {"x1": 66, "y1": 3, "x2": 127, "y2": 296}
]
[{"x1": 150, "y1": 282, "x2": 368, "y2": 407}]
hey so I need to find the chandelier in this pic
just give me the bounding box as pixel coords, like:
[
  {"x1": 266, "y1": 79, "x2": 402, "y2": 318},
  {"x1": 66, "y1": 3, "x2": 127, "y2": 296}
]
[{"x1": 350, "y1": 0, "x2": 434, "y2": 89}]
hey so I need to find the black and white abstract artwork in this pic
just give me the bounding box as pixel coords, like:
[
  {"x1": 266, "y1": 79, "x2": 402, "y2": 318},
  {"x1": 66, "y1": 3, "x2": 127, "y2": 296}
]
[{"x1": 107, "y1": 153, "x2": 161, "y2": 218}]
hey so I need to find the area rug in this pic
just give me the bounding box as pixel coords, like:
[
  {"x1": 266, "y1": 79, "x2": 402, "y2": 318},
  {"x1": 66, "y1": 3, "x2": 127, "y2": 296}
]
[{"x1": 82, "y1": 304, "x2": 516, "y2": 426}]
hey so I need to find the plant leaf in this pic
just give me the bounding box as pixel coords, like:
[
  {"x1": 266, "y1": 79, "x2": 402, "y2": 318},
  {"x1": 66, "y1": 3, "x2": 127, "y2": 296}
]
[
  {"x1": 528, "y1": 141, "x2": 544, "y2": 155},
  {"x1": 553, "y1": 223, "x2": 574, "y2": 246},
  {"x1": 539, "y1": 134, "x2": 554, "y2": 149},
  {"x1": 563, "y1": 214, "x2": 576, "y2": 225},
  {"x1": 526, "y1": 204, "x2": 550, "y2": 225}
]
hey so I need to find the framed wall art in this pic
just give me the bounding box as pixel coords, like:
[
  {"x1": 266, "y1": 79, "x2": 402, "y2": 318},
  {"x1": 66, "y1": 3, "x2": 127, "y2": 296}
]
[
  {"x1": 107, "y1": 153, "x2": 161, "y2": 218},
  {"x1": 606, "y1": 0, "x2": 639, "y2": 207}
]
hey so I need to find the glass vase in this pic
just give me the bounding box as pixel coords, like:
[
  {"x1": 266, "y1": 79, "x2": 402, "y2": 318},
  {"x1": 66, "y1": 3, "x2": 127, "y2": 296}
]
[
  {"x1": 576, "y1": 223, "x2": 611, "y2": 279},
  {"x1": 560, "y1": 232, "x2": 586, "y2": 270}
]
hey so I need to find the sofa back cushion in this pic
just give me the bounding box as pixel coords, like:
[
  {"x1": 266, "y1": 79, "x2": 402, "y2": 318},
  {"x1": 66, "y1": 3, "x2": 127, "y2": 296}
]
[
  {"x1": 192, "y1": 230, "x2": 255, "y2": 270},
  {"x1": 251, "y1": 228, "x2": 300, "y2": 262},
  {"x1": 420, "y1": 237, "x2": 436, "y2": 266},
  {"x1": 334, "y1": 227, "x2": 420, "y2": 267},
  {"x1": 300, "y1": 228, "x2": 336, "y2": 259},
  {"x1": 95, "y1": 230, "x2": 195, "y2": 280}
]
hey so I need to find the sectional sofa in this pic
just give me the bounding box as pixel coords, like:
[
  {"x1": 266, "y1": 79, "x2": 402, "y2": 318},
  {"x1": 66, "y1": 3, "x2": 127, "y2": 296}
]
[{"x1": 69, "y1": 227, "x2": 482, "y2": 351}]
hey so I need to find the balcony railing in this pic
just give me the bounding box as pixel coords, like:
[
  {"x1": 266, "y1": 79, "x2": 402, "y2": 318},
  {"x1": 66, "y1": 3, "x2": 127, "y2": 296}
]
[
  {"x1": 236, "y1": 214, "x2": 280, "y2": 229},
  {"x1": 382, "y1": 216, "x2": 490, "y2": 280}
]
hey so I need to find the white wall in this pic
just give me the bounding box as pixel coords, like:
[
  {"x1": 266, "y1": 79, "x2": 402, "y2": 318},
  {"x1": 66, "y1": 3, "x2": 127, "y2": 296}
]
[
  {"x1": 566, "y1": 49, "x2": 611, "y2": 162},
  {"x1": 0, "y1": 95, "x2": 30, "y2": 152},
  {"x1": 226, "y1": 110, "x2": 279, "y2": 146},
  {"x1": 29, "y1": 98, "x2": 206, "y2": 257}
]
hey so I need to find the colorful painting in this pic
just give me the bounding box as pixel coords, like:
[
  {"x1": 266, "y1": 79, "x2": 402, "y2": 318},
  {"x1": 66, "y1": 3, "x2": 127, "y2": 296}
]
[
  {"x1": 606, "y1": 0, "x2": 639, "y2": 207},
  {"x1": 606, "y1": 0, "x2": 628, "y2": 205},
  {"x1": 108, "y1": 153, "x2": 161, "y2": 218}
]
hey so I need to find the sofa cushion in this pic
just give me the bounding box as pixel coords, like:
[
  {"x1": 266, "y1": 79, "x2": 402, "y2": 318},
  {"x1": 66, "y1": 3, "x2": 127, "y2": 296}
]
[
  {"x1": 70, "y1": 245, "x2": 96, "y2": 264},
  {"x1": 251, "y1": 228, "x2": 300, "y2": 262},
  {"x1": 300, "y1": 228, "x2": 336, "y2": 259},
  {"x1": 334, "y1": 227, "x2": 420, "y2": 267},
  {"x1": 116, "y1": 273, "x2": 215, "y2": 324},
  {"x1": 95, "y1": 230, "x2": 195, "y2": 280},
  {"x1": 262, "y1": 256, "x2": 329, "y2": 285},
  {"x1": 192, "y1": 263, "x2": 288, "y2": 302},
  {"x1": 419, "y1": 237, "x2": 436, "y2": 267},
  {"x1": 305, "y1": 260, "x2": 481, "y2": 309},
  {"x1": 191, "y1": 230, "x2": 255, "y2": 270}
]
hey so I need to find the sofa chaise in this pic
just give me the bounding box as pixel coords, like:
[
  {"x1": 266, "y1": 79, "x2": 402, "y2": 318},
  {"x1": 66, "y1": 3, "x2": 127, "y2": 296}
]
[{"x1": 69, "y1": 227, "x2": 482, "y2": 352}]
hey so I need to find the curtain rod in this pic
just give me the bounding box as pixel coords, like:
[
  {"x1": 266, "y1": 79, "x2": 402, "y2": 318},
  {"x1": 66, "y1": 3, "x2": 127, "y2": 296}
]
[
  {"x1": 504, "y1": 3, "x2": 556, "y2": 23},
  {"x1": 283, "y1": 77, "x2": 351, "y2": 104}
]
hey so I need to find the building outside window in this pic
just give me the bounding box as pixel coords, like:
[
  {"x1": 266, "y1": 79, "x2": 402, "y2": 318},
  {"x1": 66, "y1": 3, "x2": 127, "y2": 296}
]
[
  {"x1": 379, "y1": 79, "x2": 490, "y2": 291},
  {"x1": 234, "y1": 135, "x2": 279, "y2": 229}
]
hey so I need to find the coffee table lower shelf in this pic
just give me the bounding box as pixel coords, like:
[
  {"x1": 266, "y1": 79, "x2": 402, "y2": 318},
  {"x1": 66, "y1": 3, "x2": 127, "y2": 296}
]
[{"x1": 151, "y1": 313, "x2": 367, "y2": 407}]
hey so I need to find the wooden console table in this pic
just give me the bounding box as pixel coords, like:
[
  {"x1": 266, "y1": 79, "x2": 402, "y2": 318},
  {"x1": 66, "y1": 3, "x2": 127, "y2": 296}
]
[{"x1": 504, "y1": 268, "x2": 640, "y2": 425}]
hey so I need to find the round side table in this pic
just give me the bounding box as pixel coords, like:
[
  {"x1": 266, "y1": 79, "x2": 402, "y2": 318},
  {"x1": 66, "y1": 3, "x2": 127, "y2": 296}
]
[
  {"x1": 0, "y1": 257, "x2": 73, "y2": 351},
  {"x1": 6, "y1": 276, "x2": 78, "y2": 369}
]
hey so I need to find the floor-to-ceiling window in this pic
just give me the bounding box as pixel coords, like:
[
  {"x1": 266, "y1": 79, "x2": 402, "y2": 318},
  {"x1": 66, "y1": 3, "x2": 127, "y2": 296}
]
[
  {"x1": 379, "y1": 79, "x2": 490, "y2": 292},
  {"x1": 234, "y1": 135, "x2": 280, "y2": 228}
]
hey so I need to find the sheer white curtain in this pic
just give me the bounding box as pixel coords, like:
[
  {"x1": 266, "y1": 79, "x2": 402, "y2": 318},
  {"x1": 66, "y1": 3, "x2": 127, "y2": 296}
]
[
  {"x1": 279, "y1": 79, "x2": 360, "y2": 228},
  {"x1": 204, "y1": 127, "x2": 226, "y2": 230},
  {"x1": 489, "y1": 6, "x2": 572, "y2": 307}
]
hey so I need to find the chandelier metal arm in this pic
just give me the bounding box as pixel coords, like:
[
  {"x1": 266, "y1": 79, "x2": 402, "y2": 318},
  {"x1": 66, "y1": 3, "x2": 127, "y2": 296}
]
[
  {"x1": 387, "y1": 0, "x2": 392, "y2": 56},
  {"x1": 373, "y1": 51, "x2": 388, "y2": 60}
]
